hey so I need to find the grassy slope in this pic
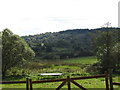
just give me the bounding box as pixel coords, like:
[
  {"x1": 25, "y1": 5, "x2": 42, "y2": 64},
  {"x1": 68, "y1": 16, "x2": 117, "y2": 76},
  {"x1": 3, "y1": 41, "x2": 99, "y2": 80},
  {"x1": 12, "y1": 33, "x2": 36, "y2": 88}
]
[{"x1": 2, "y1": 56, "x2": 119, "y2": 89}]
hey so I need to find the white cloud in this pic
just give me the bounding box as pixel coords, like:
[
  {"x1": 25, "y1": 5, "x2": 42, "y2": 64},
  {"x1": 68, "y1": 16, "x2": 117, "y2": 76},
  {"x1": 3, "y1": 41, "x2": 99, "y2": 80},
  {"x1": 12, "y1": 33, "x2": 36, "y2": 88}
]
[{"x1": 0, "y1": 0, "x2": 119, "y2": 36}]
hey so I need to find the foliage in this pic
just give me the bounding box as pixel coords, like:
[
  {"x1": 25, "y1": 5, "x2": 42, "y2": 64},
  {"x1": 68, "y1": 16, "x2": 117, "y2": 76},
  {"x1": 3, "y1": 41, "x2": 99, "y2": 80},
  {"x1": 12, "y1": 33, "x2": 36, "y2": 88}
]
[
  {"x1": 2, "y1": 29, "x2": 35, "y2": 76},
  {"x1": 22, "y1": 28, "x2": 120, "y2": 60},
  {"x1": 95, "y1": 28, "x2": 120, "y2": 72},
  {"x1": 112, "y1": 43, "x2": 120, "y2": 69},
  {"x1": 4, "y1": 56, "x2": 97, "y2": 77}
]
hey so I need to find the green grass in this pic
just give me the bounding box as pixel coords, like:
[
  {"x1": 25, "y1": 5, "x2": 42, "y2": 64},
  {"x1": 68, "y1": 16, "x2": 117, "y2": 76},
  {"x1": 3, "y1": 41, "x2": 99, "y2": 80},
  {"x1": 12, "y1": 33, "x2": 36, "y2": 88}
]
[
  {"x1": 2, "y1": 56, "x2": 120, "y2": 89},
  {"x1": 64, "y1": 56, "x2": 98, "y2": 64}
]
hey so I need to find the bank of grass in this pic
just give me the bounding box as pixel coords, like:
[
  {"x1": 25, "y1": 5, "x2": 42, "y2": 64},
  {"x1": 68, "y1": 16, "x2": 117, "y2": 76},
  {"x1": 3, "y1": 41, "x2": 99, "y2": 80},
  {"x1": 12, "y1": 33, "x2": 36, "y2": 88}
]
[{"x1": 2, "y1": 56, "x2": 120, "y2": 89}]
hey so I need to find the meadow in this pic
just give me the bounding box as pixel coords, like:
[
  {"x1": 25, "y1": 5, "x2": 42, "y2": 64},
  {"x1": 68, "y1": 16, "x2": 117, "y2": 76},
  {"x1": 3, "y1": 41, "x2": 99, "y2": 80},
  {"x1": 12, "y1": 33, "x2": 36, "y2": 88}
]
[{"x1": 1, "y1": 56, "x2": 120, "y2": 89}]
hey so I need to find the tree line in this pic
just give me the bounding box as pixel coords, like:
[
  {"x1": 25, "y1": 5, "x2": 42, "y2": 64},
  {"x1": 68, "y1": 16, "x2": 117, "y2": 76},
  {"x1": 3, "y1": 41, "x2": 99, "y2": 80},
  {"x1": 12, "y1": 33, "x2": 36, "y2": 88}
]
[
  {"x1": 22, "y1": 28, "x2": 120, "y2": 60},
  {"x1": 1, "y1": 27, "x2": 120, "y2": 76}
]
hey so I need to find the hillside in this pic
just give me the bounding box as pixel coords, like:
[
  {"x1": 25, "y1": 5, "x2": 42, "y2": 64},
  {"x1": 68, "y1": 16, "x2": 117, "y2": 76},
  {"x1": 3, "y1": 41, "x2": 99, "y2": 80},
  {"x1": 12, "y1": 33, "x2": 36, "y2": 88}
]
[{"x1": 22, "y1": 27, "x2": 120, "y2": 60}]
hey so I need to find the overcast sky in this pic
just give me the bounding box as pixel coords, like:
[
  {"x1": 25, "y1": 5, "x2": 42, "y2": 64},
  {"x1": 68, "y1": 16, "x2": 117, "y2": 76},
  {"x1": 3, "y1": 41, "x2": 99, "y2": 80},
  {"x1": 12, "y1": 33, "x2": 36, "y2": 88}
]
[{"x1": 0, "y1": 0, "x2": 119, "y2": 36}]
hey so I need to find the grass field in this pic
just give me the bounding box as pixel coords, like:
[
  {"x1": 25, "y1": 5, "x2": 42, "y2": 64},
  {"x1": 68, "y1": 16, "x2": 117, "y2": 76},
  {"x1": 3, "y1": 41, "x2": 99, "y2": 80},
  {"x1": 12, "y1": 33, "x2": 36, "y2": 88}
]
[
  {"x1": 1, "y1": 56, "x2": 120, "y2": 89},
  {"x1": 64, "y1": 56, "x2": 98, "y2": 64}
]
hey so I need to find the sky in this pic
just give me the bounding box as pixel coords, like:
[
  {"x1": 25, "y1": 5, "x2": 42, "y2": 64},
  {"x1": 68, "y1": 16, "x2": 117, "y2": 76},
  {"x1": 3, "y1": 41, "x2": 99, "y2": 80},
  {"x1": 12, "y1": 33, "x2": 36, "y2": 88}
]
[{"x1": 0, "y1": 0, "x2": 119, "y2": 36}]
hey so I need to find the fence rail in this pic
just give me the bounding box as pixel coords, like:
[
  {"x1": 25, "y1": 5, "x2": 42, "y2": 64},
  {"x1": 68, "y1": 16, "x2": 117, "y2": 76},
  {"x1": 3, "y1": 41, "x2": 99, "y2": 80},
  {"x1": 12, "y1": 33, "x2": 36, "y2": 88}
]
[
  {"x1": 112, "y1": 82, "x2": 120, "y2": 85},
  {"x1": 0, "y1": 72, "x2": 110, "y2": 90},
  {"x1": 2, "y1": 71, "x2": 119, "y2": 89},
  {"x1": 1, "y1": 81, "x2": 26, "y2": 84}
]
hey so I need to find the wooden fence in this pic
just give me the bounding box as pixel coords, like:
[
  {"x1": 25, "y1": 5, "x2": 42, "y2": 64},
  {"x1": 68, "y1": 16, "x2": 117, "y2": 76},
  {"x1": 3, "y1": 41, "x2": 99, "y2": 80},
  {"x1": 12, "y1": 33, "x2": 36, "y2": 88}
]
[
  {"x1": 29, "y1": 74, "x2": 109, "y2": 90},
  {"x1": 0, "y1": 72, "x2": 111, "y2": 90}
]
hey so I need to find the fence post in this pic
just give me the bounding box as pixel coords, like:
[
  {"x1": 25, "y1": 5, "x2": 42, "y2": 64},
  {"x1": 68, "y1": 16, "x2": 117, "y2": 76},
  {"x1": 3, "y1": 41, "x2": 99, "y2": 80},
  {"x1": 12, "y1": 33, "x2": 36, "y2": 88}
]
[
  {"x1": 67, "y1": 76, "x2": 71, "y2": 90},
  {"x1": 105, "y1": 71, "x2": 109, "y2": 90},
  {"x1": 26, "y1": 78, "x2": 29, "y2": 90},
  {"x1": 108, "y1": 69, "x2": 113, "y2": 90},
  {"x1": 56, "y1": 81, "x2": 67, "y2": 90},
  {"x1": 29, "y1": 79, "x2": 33, "y2": 90}
]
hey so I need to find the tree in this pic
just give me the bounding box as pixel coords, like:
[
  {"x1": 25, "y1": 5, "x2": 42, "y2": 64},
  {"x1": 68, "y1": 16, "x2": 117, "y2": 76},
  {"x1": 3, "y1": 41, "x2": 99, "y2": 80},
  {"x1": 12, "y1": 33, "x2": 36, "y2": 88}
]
[
  {"x1": 2, "y1": 29, "x2": 35, "y2": 76},
  {"x1": 96, "y1": 28, "x2": 117, "y2": 72}
]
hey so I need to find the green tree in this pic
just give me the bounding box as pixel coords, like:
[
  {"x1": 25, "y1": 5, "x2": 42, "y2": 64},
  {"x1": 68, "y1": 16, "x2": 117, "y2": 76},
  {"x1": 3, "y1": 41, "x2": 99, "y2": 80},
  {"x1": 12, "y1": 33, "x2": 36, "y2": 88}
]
[
  {"x1": 96, "y1": 28, "x2": 116, "y2": 72},
  {"x1": 2, "y1": 29, "x2": 35, "y2": 76}
]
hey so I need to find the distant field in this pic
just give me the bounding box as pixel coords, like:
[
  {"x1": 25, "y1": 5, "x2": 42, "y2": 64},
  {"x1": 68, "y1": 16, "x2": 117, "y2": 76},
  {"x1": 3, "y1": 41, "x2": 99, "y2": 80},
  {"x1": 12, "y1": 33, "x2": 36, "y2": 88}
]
[
  {"x1": 64, "y1": 56, "x2": 98, "y2": 64},
  {"x1": 1, "y1": 56, "x2": 120, "y2": 89}
]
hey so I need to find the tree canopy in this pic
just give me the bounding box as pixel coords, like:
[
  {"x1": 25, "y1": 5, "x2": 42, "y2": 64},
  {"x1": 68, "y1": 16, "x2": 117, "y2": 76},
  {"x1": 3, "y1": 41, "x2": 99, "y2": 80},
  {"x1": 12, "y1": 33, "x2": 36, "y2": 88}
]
[
  {"x1": 95, "y1": 28, "x2": 120, "y2": 72},
  {"x1": 2, "y1": 29, "x2": 35, "y2": 76}
]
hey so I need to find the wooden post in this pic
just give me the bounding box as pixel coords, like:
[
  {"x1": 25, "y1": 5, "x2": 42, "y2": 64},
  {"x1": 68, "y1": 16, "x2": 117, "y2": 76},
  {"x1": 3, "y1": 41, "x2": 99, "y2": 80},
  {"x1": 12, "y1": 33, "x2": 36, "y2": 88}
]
[
  {"x1": 56, "y1": 81, "x2": 67, "y2": 90},
  {"x1": 108, "y1": 69, "x2": 113, "y2": 90},
  {"x1": 105, "y1": 71, "x2": 109, "y2": 90},
  {"x1": 29, "y1": 79, "x2": 33, "y2": 90},
  {"x1": 67, "y1": 76, "x2": 71, "y2": 90},
  {"x1": 70, "y1": 80, "x2": 87, "y2": 90},
  {"x1": 26, "y1": 78, "x2": 29, "y2": 90}
]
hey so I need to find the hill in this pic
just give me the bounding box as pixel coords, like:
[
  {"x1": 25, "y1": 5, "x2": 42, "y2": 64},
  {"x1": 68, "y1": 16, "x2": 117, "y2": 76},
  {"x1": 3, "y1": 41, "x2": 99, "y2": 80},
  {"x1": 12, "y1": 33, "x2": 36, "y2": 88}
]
[{"x1": 22, "y1": 27, "x2": 120, "y2": 60}]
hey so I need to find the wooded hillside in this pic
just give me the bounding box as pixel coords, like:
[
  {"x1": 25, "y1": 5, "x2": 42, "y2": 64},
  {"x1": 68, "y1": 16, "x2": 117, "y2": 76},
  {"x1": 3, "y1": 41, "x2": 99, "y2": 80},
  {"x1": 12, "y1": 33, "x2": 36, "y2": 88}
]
[{"x1": 22, "y1": 28, "x2": 120, "y2": 60}]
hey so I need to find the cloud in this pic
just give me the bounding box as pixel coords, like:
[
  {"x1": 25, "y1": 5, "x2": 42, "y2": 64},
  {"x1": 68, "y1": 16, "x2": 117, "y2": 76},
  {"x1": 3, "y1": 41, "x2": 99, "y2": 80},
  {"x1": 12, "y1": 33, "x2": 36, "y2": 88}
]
[
  {"x1": 0, "y1": 0, "x2": 119, "y2": 35},
  {"x1": 50, "y1": 17, "x2": 73, "y2": 24}
]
